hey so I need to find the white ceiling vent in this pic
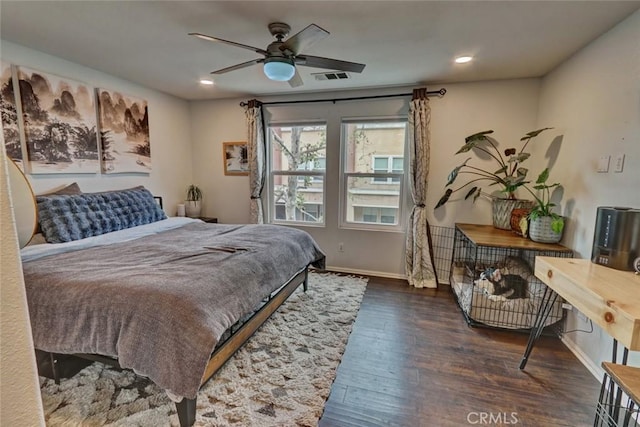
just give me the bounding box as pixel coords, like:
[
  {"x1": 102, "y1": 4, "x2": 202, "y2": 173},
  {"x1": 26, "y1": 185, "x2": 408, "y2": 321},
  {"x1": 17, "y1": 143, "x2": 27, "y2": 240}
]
[{"x1": 312, "y1": 72, "x2": 351, "y2": 81}]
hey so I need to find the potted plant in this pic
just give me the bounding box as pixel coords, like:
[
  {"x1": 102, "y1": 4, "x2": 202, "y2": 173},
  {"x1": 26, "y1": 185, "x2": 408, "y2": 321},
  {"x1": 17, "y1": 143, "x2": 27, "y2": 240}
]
[
  {"x1": 434, "y1": 127, "x2": 552, "y2": 230},
  {"x1": 523, "y1": 168, "x2": 565, "y2": 243},
  {"x1": 185, "y1": 185, "x2": 202, "y2": 218}
]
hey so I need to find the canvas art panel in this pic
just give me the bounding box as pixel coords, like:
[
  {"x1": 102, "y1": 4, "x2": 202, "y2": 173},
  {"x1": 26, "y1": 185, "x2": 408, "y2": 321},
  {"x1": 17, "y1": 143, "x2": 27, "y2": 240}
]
[
  {"x1": 97, "y1": 89, "x2": 150, "y2": 174},
  {"x1": 17, "y1": 66, "x2": 99, "y2": 174},
  {"x1": 0, "y1": 62, "x2": 24, "y2": 170},
  {"x1": 223, "y1": 141, "x2": 249, "y2": 175}
]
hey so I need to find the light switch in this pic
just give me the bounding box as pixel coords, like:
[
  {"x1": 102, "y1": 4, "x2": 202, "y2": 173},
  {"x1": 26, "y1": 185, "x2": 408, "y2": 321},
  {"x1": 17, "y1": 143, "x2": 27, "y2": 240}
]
[
  {"x1": 613, "y1": 154, "x2": 625, "y2": 173},
  {"x1": 598, "y1": 156, "x2": 610, "y2": 173}
]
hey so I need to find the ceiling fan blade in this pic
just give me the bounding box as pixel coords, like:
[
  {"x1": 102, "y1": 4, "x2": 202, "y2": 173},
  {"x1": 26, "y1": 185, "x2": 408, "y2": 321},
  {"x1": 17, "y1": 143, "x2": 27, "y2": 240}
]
[
  {"x1": 279, "y1": 24, "x2": 329, "y2": 55},
  {"x1": 189, "y1": 32, "x2": 268, "y2": 56},
  {"x1": 288, "y1": 69, "x2": 304, "y2": 88},
  {"x1": 295, "y1": 55, "x2": 366, "y2": 73},
  {"x1": 211, "y1": 58, "x2": 264, "y2": 75}
]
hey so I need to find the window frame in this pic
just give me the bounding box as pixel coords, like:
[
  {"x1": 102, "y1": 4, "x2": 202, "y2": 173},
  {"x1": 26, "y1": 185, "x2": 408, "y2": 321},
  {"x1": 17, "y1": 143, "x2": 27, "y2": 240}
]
[
  {"x1": 266, "y1": 121, "x2": 327, "y2": 227},
  {"x1": 339, "y1": 118, "x2": 408, "y2": 232}
]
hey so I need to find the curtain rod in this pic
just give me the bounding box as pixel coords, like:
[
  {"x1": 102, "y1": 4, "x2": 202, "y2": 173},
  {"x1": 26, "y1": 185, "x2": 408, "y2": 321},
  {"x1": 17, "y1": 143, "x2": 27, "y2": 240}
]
[{"x1": 239, "y1": 88, "x2": 446, "y2": 107}]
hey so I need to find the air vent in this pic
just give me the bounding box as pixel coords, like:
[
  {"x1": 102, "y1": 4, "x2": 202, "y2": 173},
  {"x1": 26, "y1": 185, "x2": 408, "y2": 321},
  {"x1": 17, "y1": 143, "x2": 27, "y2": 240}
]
[{"x1": 312, "y1": 72, "x2": 351, "y2": 81}]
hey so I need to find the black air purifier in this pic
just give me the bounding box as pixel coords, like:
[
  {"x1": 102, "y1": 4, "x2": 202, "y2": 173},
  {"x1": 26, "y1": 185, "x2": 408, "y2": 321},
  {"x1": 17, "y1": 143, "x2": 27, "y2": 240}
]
[{"x1": 591, "y1": 207, "x2": 640, "y2": 273}]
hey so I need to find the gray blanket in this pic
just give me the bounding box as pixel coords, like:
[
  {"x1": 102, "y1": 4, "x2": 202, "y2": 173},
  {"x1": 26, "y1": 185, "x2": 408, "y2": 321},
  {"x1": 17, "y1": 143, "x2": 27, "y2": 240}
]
[{"x1": 22, "y1": 223, "x2": 325, "y2": 399}]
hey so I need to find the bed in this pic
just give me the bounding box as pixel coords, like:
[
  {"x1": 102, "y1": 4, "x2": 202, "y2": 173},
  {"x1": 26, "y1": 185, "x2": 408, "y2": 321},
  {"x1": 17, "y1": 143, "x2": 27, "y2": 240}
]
[{"x1": 20, "y1": 186, "x2": 326, "y2": 426}]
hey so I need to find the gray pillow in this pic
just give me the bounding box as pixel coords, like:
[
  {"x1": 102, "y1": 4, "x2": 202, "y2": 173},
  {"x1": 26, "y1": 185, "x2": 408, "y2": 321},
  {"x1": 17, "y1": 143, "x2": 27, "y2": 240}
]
[
  {"x1": 38, "y1": 182, "x2": 82, "y2": 196},
  {"x1": 37, "y1": 186, "x2": 166, "y2": 243},
  {"x1": 36, "y1": 183, "x2": 82, "y2": 234}
]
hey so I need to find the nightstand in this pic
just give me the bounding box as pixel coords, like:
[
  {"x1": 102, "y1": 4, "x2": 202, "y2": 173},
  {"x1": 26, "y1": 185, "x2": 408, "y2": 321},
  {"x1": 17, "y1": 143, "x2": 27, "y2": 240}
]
[{"x1": 198, "y1": 217, "x2": 218, "y2": 223}]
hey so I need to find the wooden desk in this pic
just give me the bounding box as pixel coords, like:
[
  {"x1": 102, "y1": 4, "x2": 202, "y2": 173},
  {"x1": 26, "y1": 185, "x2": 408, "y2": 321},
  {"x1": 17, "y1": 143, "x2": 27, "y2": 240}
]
[{"x1": 520, "y1": 257, "x2": 640, "y2": 369}]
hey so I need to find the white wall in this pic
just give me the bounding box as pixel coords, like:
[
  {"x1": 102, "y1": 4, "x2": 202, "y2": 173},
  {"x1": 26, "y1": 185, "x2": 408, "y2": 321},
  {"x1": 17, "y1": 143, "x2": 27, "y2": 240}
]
[
  {"x1": 0, "y1": 147, "x2": 45, "y2": 426},
  {"x1": 190, "y1": 98, "x2": 250, "y2": 221},
  {"x1": 536, "y1": 10, "x2": 640, "y2": 373},
  {"x1": 190, "y1": 80, "x2": 541, "y2": 277},
  {"x1": 0, "y1": 41, "x2": 193, "y2": 213}
]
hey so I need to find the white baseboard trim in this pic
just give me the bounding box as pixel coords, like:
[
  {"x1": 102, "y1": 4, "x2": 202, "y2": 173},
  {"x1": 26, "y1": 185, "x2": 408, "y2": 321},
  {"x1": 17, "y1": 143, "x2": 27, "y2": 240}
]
[
  {"x1": 560, "y1": 335, "x2": 603, "y2": 381},
  {"x1": 324, "y1": 265, "x2": 407, "y2": 280}
]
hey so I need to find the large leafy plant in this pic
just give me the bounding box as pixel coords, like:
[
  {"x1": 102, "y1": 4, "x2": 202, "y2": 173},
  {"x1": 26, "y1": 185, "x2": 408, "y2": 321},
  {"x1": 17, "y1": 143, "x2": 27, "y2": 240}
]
[
  {"x1": 435, "y1": 128, "x2": 552, "y2": 209},
  {"x1": 524, "y1": 168, "x2": 564, "y2": 233}
]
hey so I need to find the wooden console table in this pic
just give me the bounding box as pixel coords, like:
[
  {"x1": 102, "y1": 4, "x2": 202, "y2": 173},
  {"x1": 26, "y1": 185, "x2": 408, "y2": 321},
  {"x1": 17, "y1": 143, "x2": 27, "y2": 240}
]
[{"x1": 520, "y1": 257, "x2": 640, "y2": 369}]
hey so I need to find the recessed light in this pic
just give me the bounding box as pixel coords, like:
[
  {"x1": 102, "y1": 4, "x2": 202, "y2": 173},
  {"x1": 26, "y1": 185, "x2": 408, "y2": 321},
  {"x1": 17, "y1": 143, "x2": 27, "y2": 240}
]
[
  {"x1": 199, "y1": 79, "x2": 214, "y2": 85},
  {"x1": 455, "y1": 56, "x2": 473, "y2": 64}
]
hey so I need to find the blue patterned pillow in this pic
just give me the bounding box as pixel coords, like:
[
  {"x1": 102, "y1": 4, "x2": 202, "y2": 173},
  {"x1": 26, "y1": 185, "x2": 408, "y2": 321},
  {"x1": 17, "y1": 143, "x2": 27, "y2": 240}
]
[{"x1": 37, "y1": 186, "x2": 167, "y2": 243}]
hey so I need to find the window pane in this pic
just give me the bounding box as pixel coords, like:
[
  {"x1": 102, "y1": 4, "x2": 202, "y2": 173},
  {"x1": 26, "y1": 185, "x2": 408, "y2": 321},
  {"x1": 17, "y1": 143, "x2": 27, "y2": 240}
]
[
  {"x1": 381, "y1": 215, "x2": 395, "y2": 224},
  {"x1": 269, "y1": 124, "x2": 326, "y2": 225},
  {"x1": 272, "y1": 175, "x2": 324, "y2": 223},
  {"x1": 270, "y1": 125, "x2": 326, "y2": 172},
  {"x1": 345, "y1": 176, "x2": 400, "y2": 224},
  {"x1": 380, "y1": 208, "x2": 397, "y2": 224},
  {"x1": 373, "y1": 157, "x2": 388, "y2": 171},
  {"x1": 343, "y1": 121, "x2": 407, "y2": 173},
  {"x1": 392, "y1": 157, "x2": 404, "y2": 171}
]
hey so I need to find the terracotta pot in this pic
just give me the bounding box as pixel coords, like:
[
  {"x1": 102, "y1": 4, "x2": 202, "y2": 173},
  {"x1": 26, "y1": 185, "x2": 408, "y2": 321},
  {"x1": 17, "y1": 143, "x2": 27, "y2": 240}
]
[{"x1": 510, "y1": 208, "x2": 531, "y2": 236}]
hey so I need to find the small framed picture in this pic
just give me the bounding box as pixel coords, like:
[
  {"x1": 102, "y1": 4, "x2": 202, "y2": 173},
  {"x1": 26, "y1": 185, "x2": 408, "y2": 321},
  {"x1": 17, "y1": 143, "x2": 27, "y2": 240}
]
[{"x1": 223, "y1": 141, "x2": 249, "y2": 176}]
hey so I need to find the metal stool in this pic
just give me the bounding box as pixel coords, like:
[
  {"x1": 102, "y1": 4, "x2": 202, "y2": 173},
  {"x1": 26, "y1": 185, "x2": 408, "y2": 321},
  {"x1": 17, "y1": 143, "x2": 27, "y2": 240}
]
[{"x1": 594, "y1": 362, "x2": 640, "y2": 427}]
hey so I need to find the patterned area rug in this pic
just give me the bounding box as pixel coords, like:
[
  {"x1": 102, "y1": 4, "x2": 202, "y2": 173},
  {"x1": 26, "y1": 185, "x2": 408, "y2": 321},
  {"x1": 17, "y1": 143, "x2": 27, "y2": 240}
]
[{"x1": 40, "y1": 272, "x2": 368, "y2": 426}]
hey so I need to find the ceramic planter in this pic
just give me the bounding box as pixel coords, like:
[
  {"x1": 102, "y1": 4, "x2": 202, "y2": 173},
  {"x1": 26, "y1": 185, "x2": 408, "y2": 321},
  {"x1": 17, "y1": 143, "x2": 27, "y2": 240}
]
[
  {"x1": 529, "y1": 216, "x2": 563, "y2": 243},
  {"x1": 185, "y1": 200, "x2": 202, "y2": 218},
  {"x1": 492, "y1": 199, "x2": 534, "y2": 230}
]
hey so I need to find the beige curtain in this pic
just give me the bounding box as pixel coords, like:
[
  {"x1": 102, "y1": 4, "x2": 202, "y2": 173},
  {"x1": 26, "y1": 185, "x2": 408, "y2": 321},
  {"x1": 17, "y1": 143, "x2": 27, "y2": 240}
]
[
  {"x1": 245, "y1": 99, "x2": 266, "y2": 224},
  {"x1": 405, "y1": 88, "x2": 438, "y2": 288}
]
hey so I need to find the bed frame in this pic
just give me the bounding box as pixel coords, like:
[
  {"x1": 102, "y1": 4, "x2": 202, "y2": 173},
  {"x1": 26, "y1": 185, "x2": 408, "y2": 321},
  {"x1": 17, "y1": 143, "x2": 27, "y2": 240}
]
[{"x1": 43, "y1": 266, "x2": 310, "y2": 427}]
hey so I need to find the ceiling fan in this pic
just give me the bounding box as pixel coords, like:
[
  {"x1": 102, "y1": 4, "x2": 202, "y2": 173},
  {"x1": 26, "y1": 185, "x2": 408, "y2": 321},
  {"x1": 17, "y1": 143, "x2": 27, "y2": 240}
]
[{"x1": 190, "y1": 22, "x2": 366, "y2": 87}]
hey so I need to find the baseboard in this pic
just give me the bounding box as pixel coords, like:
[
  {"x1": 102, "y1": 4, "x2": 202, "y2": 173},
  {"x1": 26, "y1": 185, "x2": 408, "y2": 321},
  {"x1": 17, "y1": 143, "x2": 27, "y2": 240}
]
[
  {"x1": 324, "y1": 265, "x2": 407, "y2": 280},
  {"x1": 560, "y1": 335, "x2": 603, "y2": 381}
]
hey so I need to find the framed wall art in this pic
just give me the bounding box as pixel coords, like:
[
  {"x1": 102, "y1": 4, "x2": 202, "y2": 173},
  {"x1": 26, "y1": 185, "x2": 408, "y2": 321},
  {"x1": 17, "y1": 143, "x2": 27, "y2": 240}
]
[
  {"x1": 97, "y1": 88, "x2": 150, "y2": 174},
  {"x1": 0, "y1": 62, "x2": 23, "y2": 170},
  {"x1": 223, "y1": 141, "x2": 249, "y2": 176},
  {"x1": 17, "y1": 66, "x2": 100, "y2": 174}
]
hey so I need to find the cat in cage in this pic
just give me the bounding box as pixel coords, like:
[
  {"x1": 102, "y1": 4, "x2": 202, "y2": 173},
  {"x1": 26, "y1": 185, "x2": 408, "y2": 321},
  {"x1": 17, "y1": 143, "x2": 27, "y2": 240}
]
[{"x1": 475, "y1": 267, "x2": 529, "y2": 301}]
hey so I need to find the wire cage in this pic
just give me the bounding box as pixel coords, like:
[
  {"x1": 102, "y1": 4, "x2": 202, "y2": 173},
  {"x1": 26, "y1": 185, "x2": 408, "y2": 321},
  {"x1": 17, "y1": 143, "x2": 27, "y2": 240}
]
[
  {"x1": 594, "y1": 364, "x2": 640, "y2": 427},
  {"x1": 594, "y1": 397, "x2": 640, "y2": 427},
  {"x1": 447, "y1": 225, "x2": 573, "y2": 331},
  {"x1": 428, "y1": 225, "x2": 456, "y2": 286}
]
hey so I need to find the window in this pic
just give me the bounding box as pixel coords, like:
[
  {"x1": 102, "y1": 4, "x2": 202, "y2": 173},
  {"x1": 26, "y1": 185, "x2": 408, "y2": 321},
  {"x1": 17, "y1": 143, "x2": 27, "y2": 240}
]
[
  {"x1": 355, "y1": 206, "x2": 398, "y2": 224},
  {"x1": 372, "y1": 156, "x2": 403, "y2": 183},
  {"x1": 341, "y1": 120, "x2": 407, "y2": 229},
  {"x1": 268, "y1": 124, "x2": 326, "y2": 225}
]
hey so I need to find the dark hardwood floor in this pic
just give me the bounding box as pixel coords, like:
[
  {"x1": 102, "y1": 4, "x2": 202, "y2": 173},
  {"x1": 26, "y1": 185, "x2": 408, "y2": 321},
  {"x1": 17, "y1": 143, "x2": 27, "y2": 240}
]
[{"x1": 319, "y1": 276, "x2": 601, "y2": 427}]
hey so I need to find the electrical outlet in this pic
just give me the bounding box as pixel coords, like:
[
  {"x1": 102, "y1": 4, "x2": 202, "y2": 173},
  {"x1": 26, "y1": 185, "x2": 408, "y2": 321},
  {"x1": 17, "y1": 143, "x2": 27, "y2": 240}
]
[{"x1": 338, "y1": 242, "x2": 344, "y2": 252}]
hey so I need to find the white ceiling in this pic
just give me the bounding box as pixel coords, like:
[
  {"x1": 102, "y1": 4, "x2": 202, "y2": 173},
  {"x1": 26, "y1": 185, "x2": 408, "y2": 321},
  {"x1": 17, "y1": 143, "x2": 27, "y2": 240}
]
[{"x1": 1, "y1": 1, "x2": 638, "y2": 101}]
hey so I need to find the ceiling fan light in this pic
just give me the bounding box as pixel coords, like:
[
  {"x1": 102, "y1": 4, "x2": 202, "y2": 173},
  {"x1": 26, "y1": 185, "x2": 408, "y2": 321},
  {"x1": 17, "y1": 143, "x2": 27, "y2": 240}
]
[
  {"x1": 264, "y1": 58, "x2": 295, "y2": 81},
  {"x1": 455, "y1": 56, "x2": 473, "y2": 64}
]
